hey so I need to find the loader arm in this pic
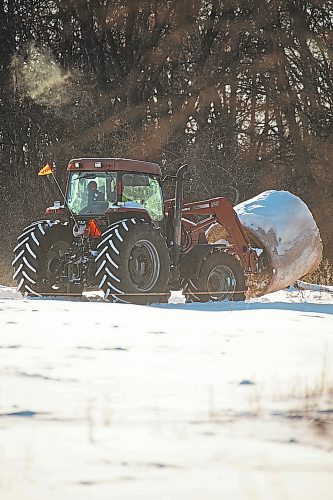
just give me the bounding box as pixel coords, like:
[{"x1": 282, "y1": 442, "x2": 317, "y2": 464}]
[{"x1": 165, "y1": 196, "x2": 258, "y2": 272}]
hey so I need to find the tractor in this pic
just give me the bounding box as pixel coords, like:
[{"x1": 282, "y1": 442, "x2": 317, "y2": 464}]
[{"x1": 12, "y1": 158, "x2": 261, "y2": 304}]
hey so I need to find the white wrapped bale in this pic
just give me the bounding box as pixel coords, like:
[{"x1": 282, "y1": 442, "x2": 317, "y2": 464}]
[{"x1": 206, "y1": 190, "x2": 322, "y2": 296}]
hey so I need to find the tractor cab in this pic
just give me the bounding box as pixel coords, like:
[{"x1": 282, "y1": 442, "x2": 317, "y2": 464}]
[{"x1": 66, "y1": 158, "x2": 164, "y2": 221}]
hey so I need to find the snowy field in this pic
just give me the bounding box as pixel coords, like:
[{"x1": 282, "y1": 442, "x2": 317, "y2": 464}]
[{"x1": 1, "y1": 285, "x2": 333, "y2": 500}]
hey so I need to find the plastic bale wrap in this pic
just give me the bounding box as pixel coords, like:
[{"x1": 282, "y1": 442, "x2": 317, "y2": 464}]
[{"x1": 206, "y1": 190, "x2": 323, "y2": 296}]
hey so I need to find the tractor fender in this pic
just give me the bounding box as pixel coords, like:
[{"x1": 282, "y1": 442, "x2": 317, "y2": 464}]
[
  {"x1": 180, "y1": 243, "x2": 228, "y2": 280},
  {"x1": 107, "y1": 207, "x2": 152, "y2": 225}
]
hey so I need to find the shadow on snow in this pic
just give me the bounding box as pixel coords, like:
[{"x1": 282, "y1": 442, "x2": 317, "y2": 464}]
[{"x1": 152, "y1": 300, "x2": 333, "y2": 316}]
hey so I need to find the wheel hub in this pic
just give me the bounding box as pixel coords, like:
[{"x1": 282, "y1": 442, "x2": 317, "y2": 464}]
[
  {"x1": 128, "y1": 240, "x2": 160, "y2": 291},
  {"x1": 207, "y1": 264, "x2": 236, "y2": 301}
]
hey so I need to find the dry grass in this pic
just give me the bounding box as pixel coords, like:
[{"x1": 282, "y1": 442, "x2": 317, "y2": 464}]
[
  {"x1": 303, "y1": 257, "x2": 333, "y2": 286},
  {"x1": 275, "y1": 352, "x2": 333, "y2": 426}
]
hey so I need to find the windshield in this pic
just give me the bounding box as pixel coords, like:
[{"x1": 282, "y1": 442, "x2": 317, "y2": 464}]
[
  {"x1": 122, "y1": 173, "x2": 164, "y2": 221},
  {"x1": 67, "y1": 172, "x2": 117, "y2": 215}
]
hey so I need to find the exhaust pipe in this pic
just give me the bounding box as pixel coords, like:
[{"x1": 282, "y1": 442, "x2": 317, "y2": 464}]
[{"x1": 173, "y1": 164, "x2": 188, "y2": 266}]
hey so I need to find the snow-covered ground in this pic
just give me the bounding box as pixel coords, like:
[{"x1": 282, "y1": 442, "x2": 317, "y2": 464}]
[{"x1": 1, "y1": 285, "x2": 333, "y2": 500}]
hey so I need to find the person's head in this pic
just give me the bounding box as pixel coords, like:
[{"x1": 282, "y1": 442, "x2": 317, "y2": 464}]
[{"x1": 88, "y1": 180, "x2": 98, "y2": 191}]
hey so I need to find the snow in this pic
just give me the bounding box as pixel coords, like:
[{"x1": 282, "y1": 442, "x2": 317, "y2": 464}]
[
  {"x1": 123, "y1": 201, "x2": 145, "y2": 209},
  {"x1": 1, "y1": 286, "x2": 333, "y2": 499}
]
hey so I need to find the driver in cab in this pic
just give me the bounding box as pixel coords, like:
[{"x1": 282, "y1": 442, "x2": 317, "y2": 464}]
[{"x1": 87, "y1": 180, "x2": 104, "y2": 206}]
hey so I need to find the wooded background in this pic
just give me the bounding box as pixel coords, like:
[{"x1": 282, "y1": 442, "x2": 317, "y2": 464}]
[{"x1": 1, "y1": 0, "x2": 333, "y2": 283}]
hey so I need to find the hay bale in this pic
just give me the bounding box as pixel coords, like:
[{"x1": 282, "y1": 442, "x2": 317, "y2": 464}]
[{"x1": 206, "y1": 190, "x2": 322, "y2": 296}]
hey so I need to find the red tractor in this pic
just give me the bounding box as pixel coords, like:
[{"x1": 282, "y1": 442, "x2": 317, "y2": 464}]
[{"x1": 12, "y1": 158, "x2": 260, "y2": 304}]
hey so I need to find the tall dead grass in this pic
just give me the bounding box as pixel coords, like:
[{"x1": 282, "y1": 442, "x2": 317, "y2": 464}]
[{"x1": 303, "y1": 257, "x2": 333, "y2": 286}]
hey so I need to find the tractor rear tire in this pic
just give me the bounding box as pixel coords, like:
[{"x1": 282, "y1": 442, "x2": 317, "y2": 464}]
[
  {"x1": 95, "y1": 218, "x2": 170, "y2": 305},
  {"x1": 12, "y1": 221, "x2": 74, "y2": 296},
  {"x1": 183, "y1": 251, "x2": 246, "y2": 302}
]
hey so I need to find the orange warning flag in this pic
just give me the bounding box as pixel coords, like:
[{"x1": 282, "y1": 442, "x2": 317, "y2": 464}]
[{"x1": 38, "y1": 163, "x2": 53, "y2": 176}]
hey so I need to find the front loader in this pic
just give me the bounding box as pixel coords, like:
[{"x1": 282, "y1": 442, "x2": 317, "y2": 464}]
[{"x1": 12, "y1": 158, "x2": 262, "y2": 304}]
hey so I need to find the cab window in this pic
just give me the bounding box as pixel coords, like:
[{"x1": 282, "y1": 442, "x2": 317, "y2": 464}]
[
  {"x1": 122, "y1": 173, "x2": 164, "y2": 221},
  {"x1": 67, "y1": 172, "x2": 117, "y2": 215}
]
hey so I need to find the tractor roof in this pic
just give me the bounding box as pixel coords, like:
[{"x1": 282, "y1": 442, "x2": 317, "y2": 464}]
[{"x1": 68, "y1": 158, "x2": 162, "y2": 176}]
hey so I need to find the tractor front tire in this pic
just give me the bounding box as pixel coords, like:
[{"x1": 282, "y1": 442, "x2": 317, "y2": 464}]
[
  {"x1": 12, "y1": 221, "x2": 74, "y2": 296},
  {"x1": 183, "y1": 251, "x2": 246, "y2": 302},
  {"x1": 95, "y1": 218, "x2": 170, "y2": 305}
]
